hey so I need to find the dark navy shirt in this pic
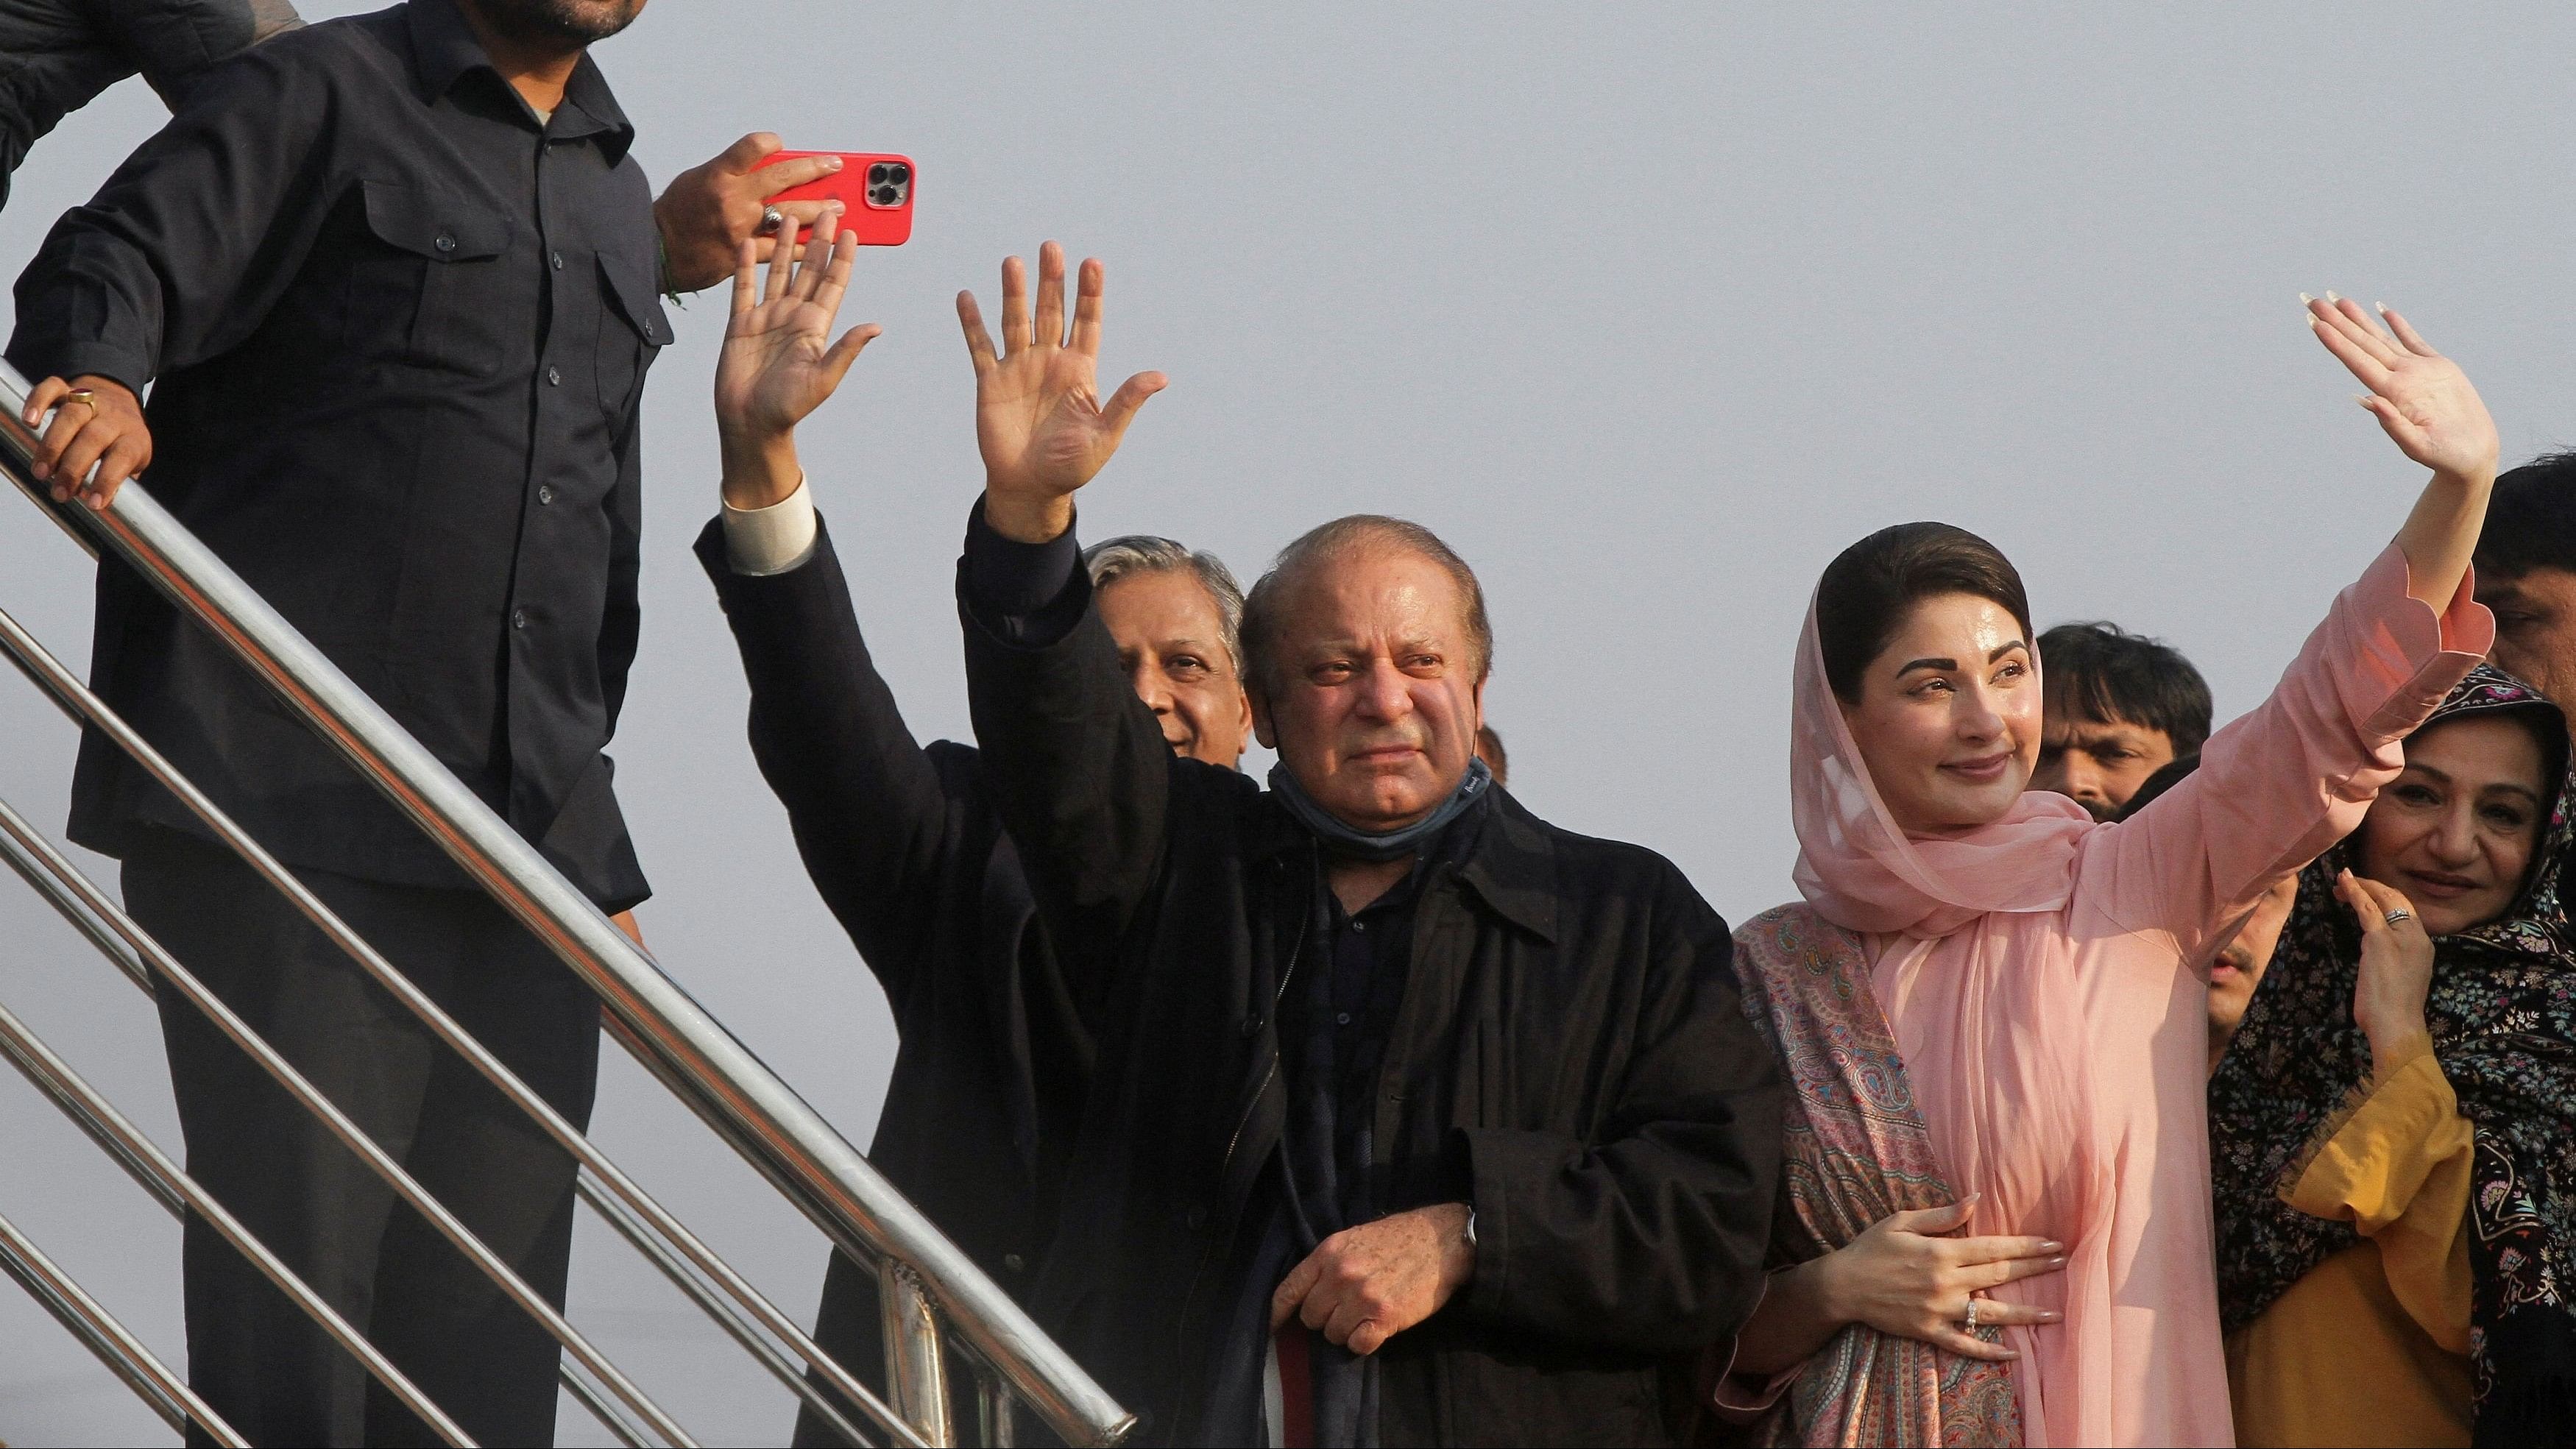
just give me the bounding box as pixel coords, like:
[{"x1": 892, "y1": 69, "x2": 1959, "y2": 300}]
[{"x1": 8, "y1": 0, "x2": 665, "y2": 904}]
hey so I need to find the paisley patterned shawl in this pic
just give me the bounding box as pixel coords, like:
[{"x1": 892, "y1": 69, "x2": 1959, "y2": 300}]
[
  {"x1": 1730, "y1": 905, "x2": 2023, "y2": 1448},
  {"x1": 2209, "y1": 664, "x2": 2576, "y2": 1437}
]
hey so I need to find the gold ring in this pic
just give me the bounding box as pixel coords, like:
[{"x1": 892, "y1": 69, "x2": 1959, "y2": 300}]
[{"x1": 62, "y1": 388, "x2": 95, "y2": 411}]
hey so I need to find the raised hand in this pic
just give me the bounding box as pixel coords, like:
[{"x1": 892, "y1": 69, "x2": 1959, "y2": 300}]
[
  {"x1": 958, "y1": 241, "x2": 1167, "y2": 542},
  {"x1": 713, "y1": 221, "x2": 879, "y2": 510},
  {"x1": 2306, "y1": 294, "x2": 2498, "y2": 485}
]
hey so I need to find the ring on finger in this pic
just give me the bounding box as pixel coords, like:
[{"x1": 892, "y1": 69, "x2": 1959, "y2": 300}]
[
  {"x1": 757, "y1": 206, "x2": 785, "y2": 236},
  {"x1": 1962, "y1": 1296, "x2": 1981, "y2": 1332},
  {"x1": 2385, "y1": 908, "x2": 2413, "y2": 926},
  {"x1": 62, "y1": 388, "x2": 96, "y2": 411}
]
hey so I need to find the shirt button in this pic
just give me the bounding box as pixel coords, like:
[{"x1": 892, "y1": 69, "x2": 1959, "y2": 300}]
[
  {"x1": 434, "y1": 233, "x2": 456, "y2": 255},
  {"x1": 1335, "y1": 1012, "x2": 1353, "y2": 1027},
  {"x1": 537, "y1": 485, "x2": 556, "y2": 506},
  {"x1": 1351, "y1": 920, "x2": 1365, "y2": 932},
  {"x1": 1183, "y1": 1206, "x2": 1207, "y2": 1231},
  {"x1": 546, "y1": 365, "x2": 562, "y2": 387},
  {"x1": 1238, "y1": 1014, "x2": 1262, "y2": 1040},
  {"x1": 511, "y1": 608, "x2": 528, "y2": 631},
  {"x1": 1002, "y1": 1253, "x2": 1026, "y2": 1273},
  {"x1": 550, "y1": 249, "x2": 565, "y2": 270}
]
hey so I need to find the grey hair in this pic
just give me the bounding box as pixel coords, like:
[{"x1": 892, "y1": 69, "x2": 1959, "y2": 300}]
[
  {"x1": 1240, "y1": 514, "x2": 1493, "y2": 697},
  {"x1": 1082, "y1": 534, "x2": 1248, "y2": 675}
]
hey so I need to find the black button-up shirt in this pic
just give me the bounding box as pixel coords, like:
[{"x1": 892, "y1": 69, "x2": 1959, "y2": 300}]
[{"x1": 8, "y1": 0, "x2": 665, "y2": 907}]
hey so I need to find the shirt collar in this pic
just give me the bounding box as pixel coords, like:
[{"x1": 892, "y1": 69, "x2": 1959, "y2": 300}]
[
  {"x1": 404, "y1": 0, "x2": 637, "y2": 162},
  {"x1": 1256, "y1": 782, "x2": 1557, "y2": 943}
]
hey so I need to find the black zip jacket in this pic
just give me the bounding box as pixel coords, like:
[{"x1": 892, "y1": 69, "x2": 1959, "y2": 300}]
[
  {"x1": 693, "y1": 517, "x2": 1094, "y2": 1443},
  {"x1": 958, "y1": 509, "x2": 1784, "y2": 1446}
]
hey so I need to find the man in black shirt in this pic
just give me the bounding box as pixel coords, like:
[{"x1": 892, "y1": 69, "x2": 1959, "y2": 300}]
[{"x1": 7, "y1": 1, "x2": 843, "y2": 1442}]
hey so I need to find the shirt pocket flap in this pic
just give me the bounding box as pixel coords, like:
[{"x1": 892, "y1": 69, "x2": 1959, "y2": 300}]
[
  {"x1": 359, "y1": 179, "x2": 512, "y2": 262},
  {"x1": 596, "y1": 250, "x2": 668, "y2": 347}
]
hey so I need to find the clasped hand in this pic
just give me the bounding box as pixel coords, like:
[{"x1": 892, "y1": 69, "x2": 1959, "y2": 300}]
[
  {"x1": 1811, "y1": 1195, "x2": 2064, "y2": 1363},
  {"x1": 1270, "y1": 1202, "x2": 1475, "y2": 1356}
]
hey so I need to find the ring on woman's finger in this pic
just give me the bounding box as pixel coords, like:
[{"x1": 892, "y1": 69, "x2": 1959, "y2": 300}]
[
  {"x1": 2385, "y1": 908, "x2": 2413, "y2": 926},
  {"x1": 1961, "y1": 1296, "x2": 1981, "y2": 1331},
  {"x1": 757, "y1": 206, "x2": 785, "y2": 236}
]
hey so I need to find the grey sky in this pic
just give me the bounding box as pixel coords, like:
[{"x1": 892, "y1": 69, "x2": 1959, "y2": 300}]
[{"x1": 6, "y1": 3, "x2": 2575, "y2": 1442}]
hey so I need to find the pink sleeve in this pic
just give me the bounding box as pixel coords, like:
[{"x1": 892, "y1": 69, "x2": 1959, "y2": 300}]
[
  {"x1": 2083, "y1": 543, "x2": 2491, "y2": 964},
  {"x1": 1702, "y1": 1333, "x2": 1803, "y2": 1422}
]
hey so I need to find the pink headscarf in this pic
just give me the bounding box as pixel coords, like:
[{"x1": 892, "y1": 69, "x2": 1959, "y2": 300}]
[
  {"x1": 1788, "y1": 595, "x2": 2093, "y2": 940},
  {"x1": 1784, "y1": 595, "x2": 2121, "y2": 1442}
]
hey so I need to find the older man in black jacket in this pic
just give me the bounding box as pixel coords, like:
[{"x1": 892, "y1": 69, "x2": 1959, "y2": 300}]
[
  {"x1": 690, "y1": 226, "x2": 1257, "y2": 1444},
  {"x1": 7, "y1": 1, "x2": 847, "y2": 1442},
  {"x1": 945, "y1": 242, "x2": 1783, "y2": 1448},
  {"x1": 0, "y1": 0, "x2": 302, "y2": 213}
]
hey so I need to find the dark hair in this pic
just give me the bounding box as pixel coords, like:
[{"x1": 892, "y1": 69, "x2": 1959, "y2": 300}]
[
  {"x1": 2037, "y1": 621, "x2": 2215, "y2": 757},
  {"x1": 2474, "y1": 450, "x2": 2576, "y2": 581},
  {"x1": 1815, "y1": 522, "x2": 2034, "y2": 704},
  {"x1": 1475, "y1": 723, "x2": 1509, "y2": 787},
  {"x1": 2115, "y1": 753, "x2": 2201, "y2": 821},
  {"x1": 1242, "y1": 514, "x2": 1493, "y2": 696}
]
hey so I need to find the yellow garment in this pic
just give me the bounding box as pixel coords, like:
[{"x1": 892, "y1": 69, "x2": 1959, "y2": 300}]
[{"x1": 2225, "y1": 1039, "x2": 2477, "y2": 1448}]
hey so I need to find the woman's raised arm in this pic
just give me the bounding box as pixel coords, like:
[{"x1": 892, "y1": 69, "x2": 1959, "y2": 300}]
[{"x1": 2305, "y1": 294, "x2": 2498, "y2": 606}]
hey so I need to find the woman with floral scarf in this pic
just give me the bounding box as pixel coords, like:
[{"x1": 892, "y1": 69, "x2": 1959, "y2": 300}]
[{"x1": 2212, "y1": 665, "x2": 2576, "y2": 1445}]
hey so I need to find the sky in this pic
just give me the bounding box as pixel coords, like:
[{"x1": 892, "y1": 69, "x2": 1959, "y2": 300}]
[{"x1": 5, "y1": 2, "x2": 2576, "y2": 1442}]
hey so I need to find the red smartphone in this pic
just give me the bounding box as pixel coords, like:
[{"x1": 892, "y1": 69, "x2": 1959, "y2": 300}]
[{"x1": 755, "y1": 151, "x2": 916, "y2": 247}]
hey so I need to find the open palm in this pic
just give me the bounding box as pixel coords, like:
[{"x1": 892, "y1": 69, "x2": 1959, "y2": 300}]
[
  {"x1": 958, "y1": 242, "x2": 1165, "y2": 536},
  {"x1": 715, "y1": 225, "x2": 877, "y2": 450},
  {"x1": 2307, "y1": 294, "x2": 2497, "y2": 482}
]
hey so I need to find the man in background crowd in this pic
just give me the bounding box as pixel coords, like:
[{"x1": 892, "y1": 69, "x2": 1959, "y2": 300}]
[
  {"x1": 0, "y1": 0, "x2": 302, "y2": 213},
  {"x1": 7, "y1": 0, "x2": 839, "y2": 1440},
  {"x1": 2030, "y1": 620, "x2": 2213, "y2": 819},
  {"x1": 690, "y1": 224, "x2": 1257, "y2": 1442},
  {"x1": 2476, "y1": 452, "x2": 2576, "y2": 712}
]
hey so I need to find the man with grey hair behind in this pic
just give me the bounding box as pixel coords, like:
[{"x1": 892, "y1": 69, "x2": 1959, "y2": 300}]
[
  {"x1": 952, "y1": 241, "x2": 1781, "y2": 1446},
  {"x1": 688, "y1": 229, "x2": 1253, "y2": 1442}
]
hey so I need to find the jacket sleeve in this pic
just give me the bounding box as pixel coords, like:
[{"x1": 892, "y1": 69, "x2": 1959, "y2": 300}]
[
  {"x1": 1456, "y1": 871, "x2": 1785, "y2": 1353},
  {"x1": 7, "y1": 35, "x2": 332, "y2": 393},
  {"x1": 2087, "y1": 544, "x2": 2492, "y2": 967},
  {"x1": 2284, "y1": 1040, "x2": 2476, "y2": 1354},
  {"x1": 698, "y1": 514, "x2": 960, "y2": 1001},
  {"x1": 957, "y1": 503, "x2": 1177, "y2": 971}
]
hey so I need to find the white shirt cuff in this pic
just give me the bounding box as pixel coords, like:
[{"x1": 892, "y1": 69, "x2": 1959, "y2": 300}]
[{"x1": 721, "y1": 475, "x2": 818, "y2": 576}]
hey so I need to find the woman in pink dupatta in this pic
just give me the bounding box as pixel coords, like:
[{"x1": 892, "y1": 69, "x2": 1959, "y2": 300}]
[{"x1": 1721, "y1": 297, "x2": 2501, "y2": 1448}]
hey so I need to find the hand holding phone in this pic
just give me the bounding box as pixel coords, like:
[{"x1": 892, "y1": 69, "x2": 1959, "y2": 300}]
[{"x1": 757, "y1": 152, "x2": 916, "y2": 247}]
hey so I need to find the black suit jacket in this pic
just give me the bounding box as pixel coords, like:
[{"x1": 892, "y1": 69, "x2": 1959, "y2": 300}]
[{"x1": 694, "y1": 518, "x2": 1094, "y2": 1442}]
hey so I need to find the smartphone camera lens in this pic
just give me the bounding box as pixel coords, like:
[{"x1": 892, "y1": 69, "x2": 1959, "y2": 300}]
[
  {"x1": 872, "y1": 185, "x2": 899, "y2": 206},
  {"x1": 868, "y1": 163, "x2": 890, "y2": 184},
  {"x1": 888, "y1": 164, "x2": 910, "y2": 184}
]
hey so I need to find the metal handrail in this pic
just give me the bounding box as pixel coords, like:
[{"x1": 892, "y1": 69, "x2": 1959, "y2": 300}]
[
  {"x1": 0, "y1": 358, "x2": 1131, "y2": 1445},
  {"x1": 0, "y1": 591, "x2": 909, "y2": 1449},
  {"x1": 0, "y1": 1205, "x2": 244, "y2": 1445}
]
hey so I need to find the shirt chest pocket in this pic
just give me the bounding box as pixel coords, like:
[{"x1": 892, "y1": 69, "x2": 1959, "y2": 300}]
[
  {"x1": 592, "y1": 249, "x2": 668, "y2": 414},
  {"x1": 348, "y1": 179, "x2": 515, "y2": 376}
]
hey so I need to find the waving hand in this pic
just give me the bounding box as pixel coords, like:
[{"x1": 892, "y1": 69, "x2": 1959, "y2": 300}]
[
  {"x1": 2307, "y1": 293, "x2": 2498, "y2": 609},
  {"x1": 959, "y1": 241, "x2": 1167, "y2": 542},
  {"x1": 714, "y1": 219, "x2": 879, "y2": 509}
]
